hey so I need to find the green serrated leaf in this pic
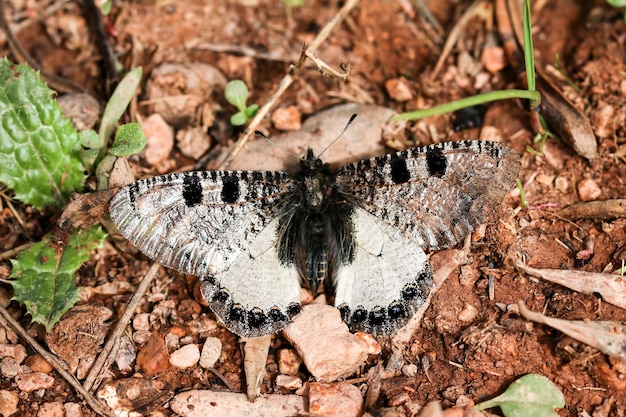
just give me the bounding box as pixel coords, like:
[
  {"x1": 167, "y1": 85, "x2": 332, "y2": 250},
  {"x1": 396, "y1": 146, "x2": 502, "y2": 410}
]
[
  {"x1": 0, "y1": 58, "x2": 86, "y2": 208},
  {"x1": 225, "y1": 80, "x2": 249, "y2": 111},
  {"x1": 230, "y1": 112, "x2": 248, "y2": 126},
  {"x1": 10, "y1": 225, "x2": 107, "y2": 330},
  {"x1": 475, "y1": 374, "x2": 565, "y2": 417},
  {"x1": 109, "y1": 122, "x2": 146, "y2": 156}
]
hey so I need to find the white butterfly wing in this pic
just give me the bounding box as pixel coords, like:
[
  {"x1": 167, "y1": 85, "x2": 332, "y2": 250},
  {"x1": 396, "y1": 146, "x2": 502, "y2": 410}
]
[
  {"x1": 333, "y1": 141, "x2": 520, "y2": 334},
  {"x1": 109, "y1": 171, "x2": 302, "y2": 337},
  {"x1": 333, "y1": 208, "x2": 433, "y2": 335},
  {"x1": 336, "y1": 140, "x2": 520, "y2": 251}
]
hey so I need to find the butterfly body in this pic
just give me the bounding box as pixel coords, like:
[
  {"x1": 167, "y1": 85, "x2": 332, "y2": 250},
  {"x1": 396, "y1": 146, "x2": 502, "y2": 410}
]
[{"x1": 110, "y1": 140, "x2": 520, "y2": 337}]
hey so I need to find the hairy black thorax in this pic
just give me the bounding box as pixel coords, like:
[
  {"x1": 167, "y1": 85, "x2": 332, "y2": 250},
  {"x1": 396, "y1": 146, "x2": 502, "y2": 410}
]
[{"x1": 276, "y1": 149, "x2": 355, "y2": 294}]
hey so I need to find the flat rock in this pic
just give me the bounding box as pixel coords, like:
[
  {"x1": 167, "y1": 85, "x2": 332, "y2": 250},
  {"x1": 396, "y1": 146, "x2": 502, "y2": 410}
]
[
  {"x1": 282, "y1": 304, "x2": 370, "y2": 382},
  {"x1": 169, "y1": 390, "x2": 306, "y2": 417},
  {"x1": 226, "y1": 103, "x2": 395, "y2": 172}
]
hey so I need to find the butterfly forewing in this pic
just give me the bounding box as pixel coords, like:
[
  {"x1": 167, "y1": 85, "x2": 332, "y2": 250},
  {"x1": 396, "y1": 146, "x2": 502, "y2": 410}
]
[
  {"x1": 109, "y1": 170, "x2": 303, "y2": 336},
  {"x1": 335, "y1": 140, "x2": 521, "y2": 251}
]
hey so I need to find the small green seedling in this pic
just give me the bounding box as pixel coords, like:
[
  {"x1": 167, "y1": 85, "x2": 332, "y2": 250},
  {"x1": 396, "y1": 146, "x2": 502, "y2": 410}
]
[
  {"x1": 475, "y1": 374, "x2": 565, "y2": 417},
  {"x1": 516, "y1": 179, "x2": 528, "y2": 209},
  {"x1": 225, "y1": 80, "x2": 259, "y2": 126}
]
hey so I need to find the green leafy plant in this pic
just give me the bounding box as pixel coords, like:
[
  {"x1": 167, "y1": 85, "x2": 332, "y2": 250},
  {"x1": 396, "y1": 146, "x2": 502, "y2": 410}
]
[
  {"x1": 225, "y1": 79, "x2": 259, "y2": 126},
  {"x1": 2, "y1": 60, "x2": 145, "y2": 329},
  {"x1": 475, "y1": 374, "x2": 565, "y2": 417},
  {"x1": 9, "y1": 225, "x2": 107, "y2": 331},
  {"x1": 0, "y1": 58, "x2": 86, "y2": 208}
]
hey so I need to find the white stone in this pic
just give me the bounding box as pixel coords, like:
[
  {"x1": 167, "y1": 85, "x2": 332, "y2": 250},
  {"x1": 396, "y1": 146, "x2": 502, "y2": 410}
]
[
  {"x1": 170, "y1": 344, "x2": 200, "y2": 369},
  {"x1": 275, "y1": 374, "x2": 303, "y2": 390},
  {"x1": 199, "y1": 337, "x2": 222, "y2": 369}
]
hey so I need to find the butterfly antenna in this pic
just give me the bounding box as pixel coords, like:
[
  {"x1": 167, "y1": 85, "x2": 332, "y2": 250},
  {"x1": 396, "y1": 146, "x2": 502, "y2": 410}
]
[
  {"x1": 254, "y1": 130, "x2": 301, "y2": 161},
  {"x1": 317, "y1": 113, "x2": 357, "y2": 159}
]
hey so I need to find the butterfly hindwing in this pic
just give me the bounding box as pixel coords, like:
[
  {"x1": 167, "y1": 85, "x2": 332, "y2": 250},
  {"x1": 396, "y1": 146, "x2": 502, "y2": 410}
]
[
  {"x1": 333, "y1": 208, "x2": 433, "y2": 335},
  {"x1": 109, "y1": 170, "x2": 303, "y2": 337}
]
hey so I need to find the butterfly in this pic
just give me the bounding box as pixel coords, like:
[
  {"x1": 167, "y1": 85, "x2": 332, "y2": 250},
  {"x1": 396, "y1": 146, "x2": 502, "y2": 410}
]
[{"x1": 109, "y1": 140, "x2": 520, "y2": 337}]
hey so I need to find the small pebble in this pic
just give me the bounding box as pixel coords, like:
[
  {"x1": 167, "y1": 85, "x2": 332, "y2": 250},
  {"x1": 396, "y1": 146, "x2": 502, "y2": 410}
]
[
  {"x1": 187, "y1": 316, "x2": 218, "y2": 334},
  {"x1": 199, "y1": 337, "x2": 222, "y2": 369},
  {"x1": 457, "y1": 303, "x2": 478, "y2": 322},
  {"x1": 308, "y1": 382, "x2": 364, "y2": 417},
  {"x1": 0, "y1": 358, "x2": 22, "y2": 378},
  {"x1": 115, "y1": 336, "x2": 136, "y2": 373},
  {"x1": 15, "y1": 372, "x2": 54, "y2": 392},
  {"x1": 133, "y1": 330, "x2": 151, "y2": 345},
  {"x1": 169, "y1": 344, "x2": 200, "y2": 369},
  {"x1": 176, "y1": 127, "x2": 212, "y2": 159},
  {"x1": 276, "y1": 374, "x2": 303, "y2": 390},
  {"x1": 136, "y1": 334, "x2": 169, "y2": 376},
  {"x1": 142, "y1": 113, "x2": 174, "y2": 166},
  {"x1": 481, "y1": 46, "x2": 506, "y2": 74},
  {"x1": 64, "y1": 402, "x2": 83, "y2": 417},
  {"x1": 555, "y1": 176, "x2": 569, "y2": 193},
  {"x1": 283, "y1": 305, "x2": 370, "y2": 382},
  {"x1": 271, "y1": 106, "x2": 302, "y2": 131},
  {"x1": 473, "y1": 71, "x2": 491, "y2": 90},
  {"x1": 0, "y1": 344, "x2": 27, "y2": 363},
  {"x1": 164, "y1": 332, "x2": 180, "y2": 351},
  {"x1": 132, "y1": 313, "x2": 151, "y2": 331},
  {"x1": 384, "y1": 78, "x2": 413, "y2": 102},
  {"x1": 536, "y1": 173, "x2": 555, "y2": 186},
  {"x1": 25, "y1": 354, "x2": 53, "y2": 374},
  {"x1": 401, "y1": 363, "x2": 418, "y2": 377},
  {"x1": 277, "y1": 349, "x2": 302, "y2": 376},
  {"x1": 37, "y1": 401, "x2": 64, "y2": 417},
  {"x1": 590, "y1": 101, "x2": 615, "y2": 138},
  {"x1": 577, "y1": 178, "x2": 601, "y2": 201},
  {"x1": 0, "y1": 389, "x2": 19, "y2": 417}
]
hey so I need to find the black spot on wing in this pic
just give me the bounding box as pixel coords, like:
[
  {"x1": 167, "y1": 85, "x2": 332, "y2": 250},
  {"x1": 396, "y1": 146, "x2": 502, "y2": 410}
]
[
  {"x1": 128, "y1": 182, "x2": 140, "y2": 204},
  {"x1": 426, "y1": 146, "x2": 447, "y2": 177},
  {"x1": 248, "y1": 308, "x2": 267, "y2": 328},
  {"x1": 390, "y1": 154, "x2": 410, "y2": 184},
  {"x1": 221, "y1": 174, "x2": 240, "y2": 203},
  {"x1": 368, "y1": 307, "x2": 385, "y2": 325},
  {"x1": 182, "y1": 174, "x2": 203, "y2": 207},
  {"x1": 388, "y1": 301, "x2": 406, "y2": 319}
]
